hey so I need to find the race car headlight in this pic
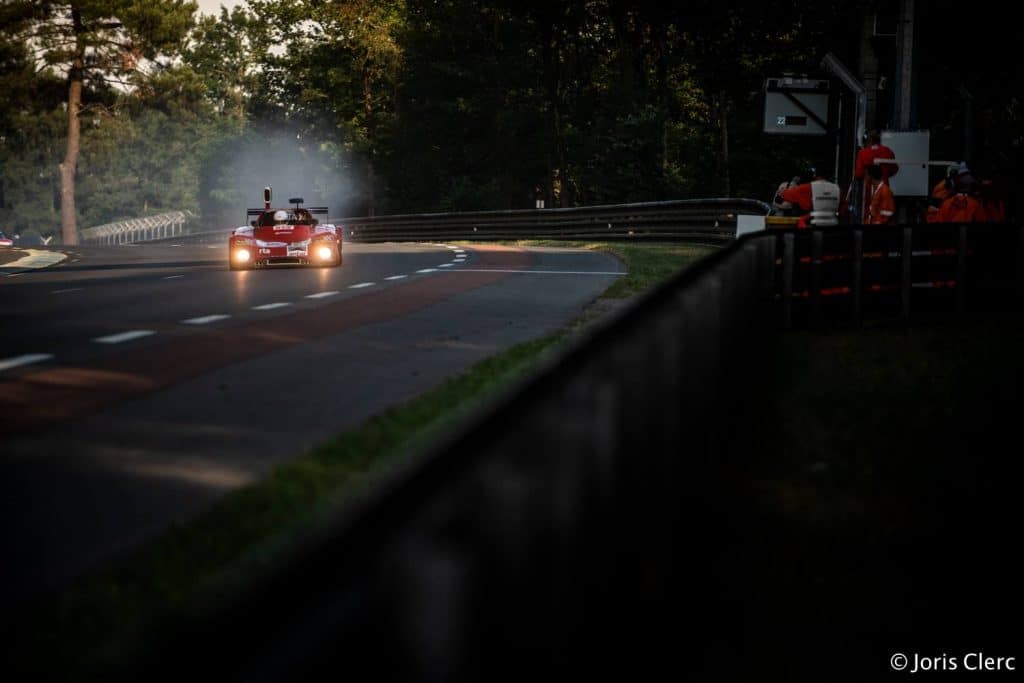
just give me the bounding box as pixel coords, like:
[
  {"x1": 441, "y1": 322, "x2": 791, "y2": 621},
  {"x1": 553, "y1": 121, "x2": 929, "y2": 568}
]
[
  {"x1": 234, "y1": 248, "x2": 251, "y2": 262},
  {"x1": 316, "y1": 245, "x2": 334, "y2": 261}
]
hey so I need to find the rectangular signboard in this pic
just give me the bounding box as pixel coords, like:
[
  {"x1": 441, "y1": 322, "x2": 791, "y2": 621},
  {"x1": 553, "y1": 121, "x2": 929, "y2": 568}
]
[
  {"x1": 881, "y1": 130, "x2": 930, "y2": 197},
  {"x1": 763, "y1": 77, "x2": 829, "y2": 136}
]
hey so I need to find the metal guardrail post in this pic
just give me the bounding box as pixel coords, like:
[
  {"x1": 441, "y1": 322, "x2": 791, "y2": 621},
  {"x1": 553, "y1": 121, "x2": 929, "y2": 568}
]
[
  {"x1": 700, "y1": 273, "x2": 722, "y2": 465},
  {"x1": 901, "y1": 227, "x2": 913, "y2": 320},
  {"x1": 852, "y1": 229, "x2": 863, "y2": 325},
  {"x1": 811, "y1": 230, "x2": 823, "y2": 324},
  {"x1": 1017, "y1": 225, "x2": 1024, "y2": 302},
  {"x1": 782, "y1": 233, "x2": 795, "y2": 329},
  {"x1": 757, "y1": 234, "x2": 776, "y2": 300},
  {"x1": 752, "y1": 235, "x2": 776, "y2": 331},
  {"x1": 956, "y1": 224, "x2": 968, "y2": 315}
]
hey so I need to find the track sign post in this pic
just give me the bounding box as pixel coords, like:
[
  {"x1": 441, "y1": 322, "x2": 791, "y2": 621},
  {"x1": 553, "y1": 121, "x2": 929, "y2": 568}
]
[{"x1": 763, "y1": 77, "x2": 829, "y2": 136}]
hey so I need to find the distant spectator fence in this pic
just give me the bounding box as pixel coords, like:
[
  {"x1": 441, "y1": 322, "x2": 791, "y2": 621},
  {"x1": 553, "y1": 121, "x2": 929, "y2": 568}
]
[{"x1": 79, "y1": 211, "x2": 191, "y2": 245}]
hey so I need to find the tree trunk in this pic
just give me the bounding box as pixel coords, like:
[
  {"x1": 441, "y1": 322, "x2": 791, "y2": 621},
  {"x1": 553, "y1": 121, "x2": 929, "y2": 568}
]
[
  {"x1": 718, "y1": 91, "x2": 731, "y2": 197},
  {"x1": 655, "y1": 28, "x2": 669, "y2": 183},
  {"x1": 363, "y1": 60, "x2": 376, "y2": 216},
  {"x1": 60, "y1": 9, "x2": 84, "y2": 246},
  {"x1": 540, "y1": 21, "x2": 557, "y2": 208}
]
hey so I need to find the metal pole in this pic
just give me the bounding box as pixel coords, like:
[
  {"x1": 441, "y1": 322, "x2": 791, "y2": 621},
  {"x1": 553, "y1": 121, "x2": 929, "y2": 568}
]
[
  {"x1": 956, "y1": 224, "x2": 967, "y2": 315},
  {"x1": 852, "y1": 229, "x2": 863, "y2": 324},
  {"x1": 782, "y1": 233, "x2": 795, "y2": 329},
  {"x1": 901, "y1": 227, "x2": 913, "y2": 319},
  {"x1": 893, "y1": 0, "x2": 917, "y2": 129},
  {"x1": 811, "y1": 230, "x2": 824, "y2": 323}
]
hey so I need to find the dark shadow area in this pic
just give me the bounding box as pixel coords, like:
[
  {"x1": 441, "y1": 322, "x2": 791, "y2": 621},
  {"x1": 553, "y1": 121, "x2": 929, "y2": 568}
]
[
  {"x1": 6, "y1": 230, "x2": 1019, "y2": 682},
  {"x1": 715, "y1": 317, "x2": 1024, "y2": 680}
]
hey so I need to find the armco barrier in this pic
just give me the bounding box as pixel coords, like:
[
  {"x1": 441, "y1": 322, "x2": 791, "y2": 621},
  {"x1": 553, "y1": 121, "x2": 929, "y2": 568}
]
[
  {"x1": 141, "y1": 198, "x2": 771, "y2": 246},
  {"x1": 338, "y1": 198, "x2": 771, "y2": 244},
  {"x1": 113, "y1": 224, "x2": 1021, "y2": 682},
  {"x1": 128, "y1": 197, "x2": 770, "y2": 248}
]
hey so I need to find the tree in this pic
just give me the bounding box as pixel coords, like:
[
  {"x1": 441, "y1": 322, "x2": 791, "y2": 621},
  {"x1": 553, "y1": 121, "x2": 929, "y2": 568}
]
[
  {"x1": 182, "y1": 5, "x2": 266, "y2": 124},
  {"x1": 4, "y1": 0, "x2": 195, "y2": 244},
  {"x1": 248, "y1": 0, "x2": 405, "y2": 215}
]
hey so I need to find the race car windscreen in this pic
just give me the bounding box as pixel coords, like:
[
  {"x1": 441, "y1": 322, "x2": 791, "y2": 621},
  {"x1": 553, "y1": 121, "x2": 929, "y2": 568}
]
[{"x1": 258, "y1": 209, "x2": 317, "y2": 226}]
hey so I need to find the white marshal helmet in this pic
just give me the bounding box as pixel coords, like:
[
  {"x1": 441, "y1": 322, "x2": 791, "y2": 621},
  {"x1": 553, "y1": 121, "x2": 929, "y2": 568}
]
[{"x1": 273, "y1": 209, "x2": 288, "y2": 222}]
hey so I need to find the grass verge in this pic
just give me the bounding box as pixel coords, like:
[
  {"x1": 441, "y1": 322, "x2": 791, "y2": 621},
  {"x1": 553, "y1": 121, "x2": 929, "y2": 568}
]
[
  {"x1": 21, "y1": 240, "x2": 713, "y2": 676},
  {"x1": 509, "y1": 240, "x2": 715, "y2": 299}
]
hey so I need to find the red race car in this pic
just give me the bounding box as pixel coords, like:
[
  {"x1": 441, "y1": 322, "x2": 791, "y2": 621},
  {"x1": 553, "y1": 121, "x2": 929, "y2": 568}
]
[{"x1": 228, "y1": 188, "x2": 342, "y2": 270}]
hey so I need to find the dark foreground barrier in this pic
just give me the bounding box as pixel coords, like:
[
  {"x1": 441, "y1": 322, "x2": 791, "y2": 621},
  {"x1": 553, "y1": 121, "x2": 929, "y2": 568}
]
[{"x1": 118, "y1": 224, "x2": 1021, "y2": 682}]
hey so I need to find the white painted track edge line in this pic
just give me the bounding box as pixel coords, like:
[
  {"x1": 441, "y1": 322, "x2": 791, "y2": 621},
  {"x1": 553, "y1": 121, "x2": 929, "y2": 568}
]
[
  {"x1": 182, "y1": 314, "x2": 230, "y2": 325},
  {"x1": 438, "y1": 268, "x2": 626, "y2": 275},
  {"x1": 0, "y1": 353, "x2": 54, "y2": 372},
  {"x1": 93, "y1": 330, "x2": 156, "y2": 344}
]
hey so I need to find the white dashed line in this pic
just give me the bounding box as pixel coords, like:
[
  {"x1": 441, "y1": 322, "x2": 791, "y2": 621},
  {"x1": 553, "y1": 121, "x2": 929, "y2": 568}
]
[
  {"x1": 52, "y1": 287, "x2": 83, "y2": 294},
  {"x1": 0, "y1": 353, "x2": 54, "y2": 373},
  {"x1": 439, "y1": 264, "x2": 454, "y2": 268},
  {"x1": 252, "y1": 302, "x2": 292, "y2": 311},
  {"x1": 305, "y1": 291, "x2": 339, "y2": 299},
  {"x1": 454, "y1": 256, "x2": 466, "y2": 260},
  {"x1": 162, "y1": 275, "x2": 185, "y2": 280},
  {"x1": 454, "y1": 249, "x2": 466, "y2": 254},
  {"x1": 182, "y1": 314, "x2": 230, "y2": 325},
  {"x1": 416, "y1": 268, "x2": 438, "y2": 274},
  {"x1": 384, "y1": 275, "x2": 408, "y2": 281},
  {"x1": 349, "y1": 282, "x2": 375, "y2": 289},
  {"x1": 440, "y1": 269, "x2": 626, "y2": 276},
  {"x1": 94, "y1": 330, "x2": 156, "y2": 344}
]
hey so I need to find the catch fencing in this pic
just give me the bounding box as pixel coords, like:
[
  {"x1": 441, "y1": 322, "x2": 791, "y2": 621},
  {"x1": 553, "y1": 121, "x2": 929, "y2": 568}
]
[{"x1": 79, "y1": 211, "x2": 191, "y2": 245}]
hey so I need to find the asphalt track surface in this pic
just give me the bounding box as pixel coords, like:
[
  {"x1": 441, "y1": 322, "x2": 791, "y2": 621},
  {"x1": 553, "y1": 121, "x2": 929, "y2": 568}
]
[{"x1": 0, "y1": 241, "x2": 623, "y2": 607}]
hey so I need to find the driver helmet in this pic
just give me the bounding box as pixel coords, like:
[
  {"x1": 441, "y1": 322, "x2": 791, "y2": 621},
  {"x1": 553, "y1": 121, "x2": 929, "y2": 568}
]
[{"x1": 273, "y1": 209, "x2": 289, "y2": 223}]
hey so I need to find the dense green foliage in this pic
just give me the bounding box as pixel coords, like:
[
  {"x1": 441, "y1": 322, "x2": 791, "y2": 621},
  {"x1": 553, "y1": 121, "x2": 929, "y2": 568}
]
[{"x1": 1, "y1": 1, "x2": 1018, "y2": 241}]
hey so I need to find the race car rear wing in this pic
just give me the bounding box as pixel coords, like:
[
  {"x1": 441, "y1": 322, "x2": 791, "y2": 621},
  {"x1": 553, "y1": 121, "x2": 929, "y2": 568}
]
[{"x1": 246, "y1": 207, "x2": 329, "y2": 216}]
